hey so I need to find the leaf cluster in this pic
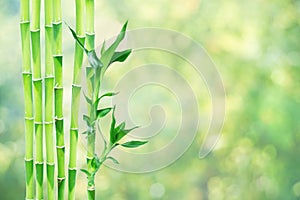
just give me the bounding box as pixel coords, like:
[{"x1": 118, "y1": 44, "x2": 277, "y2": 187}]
[{"x1": 67, "y1": 21, "x2": 147, "y2": 181}]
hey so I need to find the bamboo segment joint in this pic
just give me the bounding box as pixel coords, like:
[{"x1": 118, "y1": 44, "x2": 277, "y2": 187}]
[
  {"x1": 30, "y1": 29, "x2": 40, "y2": 32},
  {"x1": 72, "y1": 84, "x2": 81, "y2": 88},
  {"x1": 25, "y1": 117, "x2": 34, "y2": 120},
  {"x1": 20, "y1": 20, "x2": 30, "y2": 24}
]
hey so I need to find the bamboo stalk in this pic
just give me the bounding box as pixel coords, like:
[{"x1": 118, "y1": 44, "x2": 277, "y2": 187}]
[
  {"x1": 68, "y1": 0, "x2": 85, "y2": 199},
  {"x1": 85, "y1": 1, "x2": 96, "y2": 199},
  {"x1": 30, "y1": 0, "x2": 43, "y2": 199},
  {"x1": 20, "y1": 0, "x2": 34, "y2": 199},
  {"x1": 53, "y1": 0, "x2": 65, "y2": 199},
  {"x1": 44, "y1": 0, "x2": 55, "y2": 199}
]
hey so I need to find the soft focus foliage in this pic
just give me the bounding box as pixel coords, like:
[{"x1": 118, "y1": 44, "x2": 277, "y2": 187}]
[{"x1": 1, "y1": 0, "x2": 300, "y2": 199}]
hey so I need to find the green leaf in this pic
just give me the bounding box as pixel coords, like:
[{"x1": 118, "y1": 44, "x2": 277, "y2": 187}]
[
  {"x1": 97, "y1": 108, "x2": 112, "y2": 119},
  {"x1": 91, "y1": 157, "x2": 101, "y2": 171},
  {"x1": 101, "y1": 21, "x2": 129, "y2": 68},
  {"x1": 83, "y1": 115, "x2": 91, "y2": 126},
  {"x1": 65, "y1": 22, "x2": 88, "y2": 54},
  {"x1": 99, "y1": 92, "x2": 119, "y2": 100},
  {"x1": 87, "y1": 50, "x2": 103, "y2": 69},
  {"x1": 82, "y1": 131, "x2": 88, "y2": 135},
  {"x1": 109, "y1": 49, "x2": 132, "y2": 65},
  {"x1": 80, "y1": 169, "x2": 91, "y2": 177},
  {"x1": 115, "y1": 122, "x2": 126, "y2": 133},
  {"x1": 110, "y1": 106, "x2": 117, "y2": 144},
  {"x1": 106, "y1": 156, "x2": 119, "y2": 164},
  {"x1": 83, "y1": 92, "x2": 92, "y2": 105},
  {"x1": 114, "y1": 126, "x2": 139, "y2": 143},
  {"x1": 121, "y1": 141, "x2": 148, "y2": 148},
  {"x1": 101, "y1": 40, "x2": 106, "y2": 55}
]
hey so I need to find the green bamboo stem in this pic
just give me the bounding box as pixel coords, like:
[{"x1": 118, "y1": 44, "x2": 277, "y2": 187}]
[
  {"x1": 85, "y1": 0, "x2": 96, "y2": 199},
  {"x1": 30, "y1": 0, "x2": 43, "y2": 199},
  {"x1": 68, "y1": 0, "x2": 85, "y2": 199},
  {"x1": 20, "y1": 0, "x2": 34, "y2": 199},
  {"x1": 53, "y1": 0, "x2": 65, "y2": 199},
  {"x1": 44, "y1": 0, "x2": 55, "y2": 199}
]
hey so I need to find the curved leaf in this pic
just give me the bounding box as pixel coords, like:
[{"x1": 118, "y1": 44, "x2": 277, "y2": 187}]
[{"x1": 121, "y1": 141, "x2": 148, "y2": 148}]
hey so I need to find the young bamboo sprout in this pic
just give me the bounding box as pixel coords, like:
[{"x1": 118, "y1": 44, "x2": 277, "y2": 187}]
[
  {"x1": 67, "y1": 21, "x2": 147, "y2": 200},
  {"x1": 20, "y1": 0, "x2": 34, "y2": 198},
  {"x1": 53, "y1": 0, "x2": 65, "y2": 198},
  {"x1": 68, "y1": 0, "x2": 86, "y2": 199},
  {"x1": 30, "y1": 0, "x2": 44, "y2": 199},
  {"x1": 44, "y1": 0, "x2": 55, "y2": 199}
]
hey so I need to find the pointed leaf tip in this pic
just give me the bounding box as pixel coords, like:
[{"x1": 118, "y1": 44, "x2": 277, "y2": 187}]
[
  {"x1": 65, "y1": 22, "x2": 88, "y2": 54},
  {"x1": 97, "y1": 107, "x2": 112, "y2": 119},
  {"x1": 121, "y1": 141, "x2": 148, "y2": 148}
]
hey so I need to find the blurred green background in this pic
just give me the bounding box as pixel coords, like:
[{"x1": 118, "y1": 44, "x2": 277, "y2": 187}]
[{"x1": 1, "y1": 0, "x2": 300, "y2": 199}]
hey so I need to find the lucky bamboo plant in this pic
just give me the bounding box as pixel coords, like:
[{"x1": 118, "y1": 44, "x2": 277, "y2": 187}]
[
  {"x1": 21, "y1": 0, "x2": 148, "y2": 199},
  {"x1": 67, "y1": 21, "x2": 148, "y2": 200}
]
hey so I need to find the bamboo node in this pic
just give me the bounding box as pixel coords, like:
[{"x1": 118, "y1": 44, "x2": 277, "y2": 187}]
[
  {"x1": 72, "y1": 84, "x2": 82, "y2": 88},
  {"x1": 46, "y1": 162, "x2": 55, "y2": 166},
  {"x1": 25, "y1": 117, "x2": 34, "y2": 120},
  {"x1": 32, "y1": 78, "x2": 43, "y2": 82},
  {"x1": 30, "y1": 29, "x2": 40, "y2": 32},
  {"x1": 52, "y1": 21, "x2": 62, "y2": 25},
  {"x1": 22, "y1": 72, "x2": 32, "y2": 75},
  {"x1": 45, "y1": 76, "x2": 55, "y2": 79},
  {"x1": 55, "y1": 117, "x2": 64, "y2": 121}
]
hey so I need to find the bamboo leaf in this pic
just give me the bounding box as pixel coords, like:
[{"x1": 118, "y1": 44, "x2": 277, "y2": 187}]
[
  {"x1": 80, "y1": 169, "x2": 91, "y2": 177},
  {"x1": 101, "y1": 21, "x2": 128, "y2": 68},
  {"x1": 65, "y1": 22, "x2": 88, "y2": 54},
  {"x1": 106, "y1": 156, "x2": 119, "y2": 164},
  {"x1": 121, "y1": 141, "x2": 148, "y2": 148},
  {"x1": 83, "y1": 92, "x2": 92, "y2": 105},
  {"x1": 109, "y1": 106, "x2": 117, "y2": 144},
  {"x1": 91, "y1": 157, "x2": 101, "y2": 171},
  {"x1": 99, "y1": 92, "x2": 119, "y2": 100},
  {"x1": 101, "y1": 41, "x2": 106, "y2": 55},
  {"x1": 114, "y1": 126, "x2": 139, "y2": 143},
  {"x1": 82, "y1": 131, "x2": 88, "y2": 135},
  {"x1": 83, "y1": 115, "x2": 91, "y2": 126},
  {"x1": 96, "y1": 108, "x2": 112, "y2": 119},
  {"x1": 109, "y1": 49, "x2": 132, "y2": 66}
]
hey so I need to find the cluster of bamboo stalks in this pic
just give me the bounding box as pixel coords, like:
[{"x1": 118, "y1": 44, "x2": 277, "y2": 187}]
[
  {"x1": 20, "y1": 0, "x2": 83, "y2": 199},
  {"x1": 20, "y1": 0, "x2": 147, "y2": 199}
]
